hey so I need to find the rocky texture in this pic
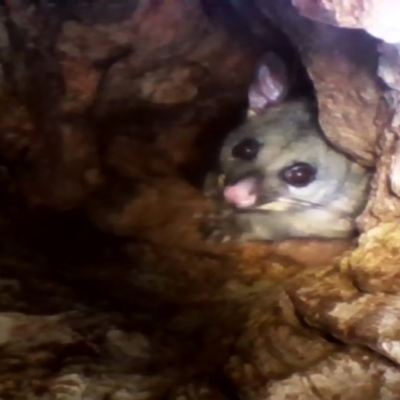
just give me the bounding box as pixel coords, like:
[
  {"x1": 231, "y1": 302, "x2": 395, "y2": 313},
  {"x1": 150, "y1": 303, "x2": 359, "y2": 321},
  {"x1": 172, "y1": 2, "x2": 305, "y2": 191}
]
[
  {"x1": 0, "y1": 0, "x2": 399, "y2": 399},
  {"x1": 293, "y1": 0, "x2": 400, "y2": 44},
  {"x1": 353, "y1": 42, "x2": 400, "y2": 233},
  {"x1": 1, "y1": 231, "x2": 400, "y2": 399},
  {"x1": 0, "y1": 0, "x2": 263, "y2": 210}
]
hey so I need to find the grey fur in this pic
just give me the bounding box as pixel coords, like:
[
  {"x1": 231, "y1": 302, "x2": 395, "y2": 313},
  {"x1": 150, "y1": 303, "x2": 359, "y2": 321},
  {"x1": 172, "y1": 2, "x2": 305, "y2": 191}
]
[{"x1": 204, "y1": 100, "x2": 371, "y2": 242}]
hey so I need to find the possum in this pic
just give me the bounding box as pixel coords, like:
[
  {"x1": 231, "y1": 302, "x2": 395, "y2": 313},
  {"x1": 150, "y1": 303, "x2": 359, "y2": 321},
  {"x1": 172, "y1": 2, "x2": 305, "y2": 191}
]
[{"x1": 202, "y1": 53, "x2": 371, "y2": 242}]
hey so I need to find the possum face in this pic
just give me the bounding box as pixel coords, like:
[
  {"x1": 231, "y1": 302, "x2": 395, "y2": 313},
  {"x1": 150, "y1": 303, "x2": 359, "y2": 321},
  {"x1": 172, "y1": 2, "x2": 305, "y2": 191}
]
[
  {"x1": 220, "y1": 102, "x2": 359, "y2": 214},
  {"x1": 218, "y1": 54, "x2": 369, "y2": 218}
]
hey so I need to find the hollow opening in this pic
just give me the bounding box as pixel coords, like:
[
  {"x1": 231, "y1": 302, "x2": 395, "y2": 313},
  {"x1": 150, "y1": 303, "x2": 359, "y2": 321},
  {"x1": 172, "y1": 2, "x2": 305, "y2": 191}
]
[
  {"x1": 0, "y1": 0, "x2": 358, "y2": 325},
  {"x1": 0, "y1": 0, "x2": 380, "y2": 397}
]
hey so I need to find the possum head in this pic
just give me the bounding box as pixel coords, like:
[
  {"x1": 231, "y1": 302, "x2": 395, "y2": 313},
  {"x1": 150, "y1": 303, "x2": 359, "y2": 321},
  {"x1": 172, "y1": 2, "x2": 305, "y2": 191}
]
[
  {"x1": 220, "y1": 102, "x2": 368, "y2": 218},
  {"x1": 218, "y1": 54, "x2": 369, "y2": 222}
]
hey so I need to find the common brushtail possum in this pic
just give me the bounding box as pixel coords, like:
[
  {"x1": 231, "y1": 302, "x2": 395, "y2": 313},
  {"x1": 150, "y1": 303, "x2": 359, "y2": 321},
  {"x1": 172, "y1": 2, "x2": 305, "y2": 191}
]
[{"x1": 202, "y1": 53, "x2": 371, "y2": 242}]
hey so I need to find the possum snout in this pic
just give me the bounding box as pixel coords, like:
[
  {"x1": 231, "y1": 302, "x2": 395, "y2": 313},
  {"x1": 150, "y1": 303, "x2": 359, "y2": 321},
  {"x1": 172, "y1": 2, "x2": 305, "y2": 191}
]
[{"x1": 223, "y1": 177, "x2": 258, "y2": 208}]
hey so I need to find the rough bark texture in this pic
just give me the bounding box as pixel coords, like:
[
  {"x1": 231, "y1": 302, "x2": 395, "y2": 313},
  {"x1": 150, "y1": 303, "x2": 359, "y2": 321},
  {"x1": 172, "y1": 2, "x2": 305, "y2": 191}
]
[{"x1": 0, "y1": 0, "x2": 399, "y2": 399}]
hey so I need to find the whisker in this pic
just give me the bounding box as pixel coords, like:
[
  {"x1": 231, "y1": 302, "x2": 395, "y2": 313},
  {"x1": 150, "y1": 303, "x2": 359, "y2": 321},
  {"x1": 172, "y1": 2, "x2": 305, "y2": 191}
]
[{"x1": 254, "y1": 197, "x2": 352, "y2": 218}]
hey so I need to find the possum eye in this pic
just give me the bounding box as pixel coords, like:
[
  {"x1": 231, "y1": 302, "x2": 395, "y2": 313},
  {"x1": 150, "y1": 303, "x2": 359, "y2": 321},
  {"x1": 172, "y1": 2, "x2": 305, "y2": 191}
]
[
  {"x1": 232, "y1": 138, "x2": 262, "y2": 161},
  {"x1": 280, "y1": 162, "x2": 316, "y2": 187}
]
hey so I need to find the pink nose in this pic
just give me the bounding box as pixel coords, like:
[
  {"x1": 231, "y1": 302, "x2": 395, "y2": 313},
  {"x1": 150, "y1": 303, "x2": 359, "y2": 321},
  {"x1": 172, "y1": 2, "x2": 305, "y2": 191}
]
[{"x1": 223, "y1": 178, "x2": 257, "y2": 208}]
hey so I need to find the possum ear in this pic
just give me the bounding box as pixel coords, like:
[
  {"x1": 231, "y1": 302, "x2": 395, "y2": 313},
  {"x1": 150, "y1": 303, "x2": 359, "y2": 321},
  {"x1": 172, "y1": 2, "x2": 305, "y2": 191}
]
[{"x1": 247, "y1": 52, "x2": 289, "y2": 117}]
